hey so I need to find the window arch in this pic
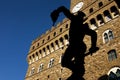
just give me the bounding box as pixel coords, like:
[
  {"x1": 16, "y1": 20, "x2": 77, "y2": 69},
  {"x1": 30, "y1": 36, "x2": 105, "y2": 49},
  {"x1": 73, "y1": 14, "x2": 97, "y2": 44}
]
[
  {"x1": 104, "y1": 33, "x2": 109, "y2": 43},
  {"x1": 30, "y1": 67, "x2": 35, "y2": 75},
  {"x1": 48, "y1": 58, "x2": 54, "y2": 68},
  {"x1": 59, "y1": 37, "x2": 64, "y2": 47},
  {"x1": 53, "y1": 32, "x2": 57, "y2": 36},
  {"x1": 108, "y1": 67, "x2": 120, "y2": 79},
  {"x1": 39, "y1": 63, "x2": 44, "y2": 72},
  {"x1": 103, "y1": 10, "x2": 112, "y2": 22},
  {"x1": 90, "y1": 18, "x2": 98, "y2": 29},
  {"x1": 64, "y1": 34, "x2": 69, "y2": 45},
  {"x1": 55, "y1": 40, "x2": 59, "y2": 50},
  {"x1": 103, "y1": 30, "x2": 114, "y2": 43},
  {"x1": 97, "y1": 14, "x2": 105, "y2": 26},
  {"x1": 35, "y1": 52, "x2": 39, "y2": 61},
  {"x1": 39, "y1": 50, "x2": 42, "y2": 58},
  {"x1": 98, "y1": 2, "x2": 103, "y2": 7},
  {"x1": 51, "y1": 43, "x2": 55, "y2": 52},
  {"x1": 47, "y1": 45, "x2": 50, "y2": 54},
  {"x1": 110, "y1": 6, "x2": 119, "y2": 18},
  {"x1": 108, "y1": 30, "x2": 114, "y2": 40},
  {"x1": 43, "y1": 48, "x2": 46, "y2": 57},
  {"x1": 60, "y1": 28, "x2": 63, "y2": 32},
  {"x1": 108, "y1": 49, "x2": 117, "y2": 61}
]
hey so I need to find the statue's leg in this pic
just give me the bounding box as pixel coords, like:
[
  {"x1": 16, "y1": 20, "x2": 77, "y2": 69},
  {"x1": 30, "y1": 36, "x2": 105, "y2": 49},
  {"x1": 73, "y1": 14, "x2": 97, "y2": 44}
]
[{"x1": 61, "y1": 46, "x2": 75, "y2": 71}]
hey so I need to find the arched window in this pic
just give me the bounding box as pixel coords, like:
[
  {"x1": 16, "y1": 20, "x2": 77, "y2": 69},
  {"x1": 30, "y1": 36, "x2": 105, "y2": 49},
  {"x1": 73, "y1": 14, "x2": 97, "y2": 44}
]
[
  {"x1": 110, "y1": 6, "x2": 119, "y2": 18},
  {"x1": 104, "y1": 33, "x2": 109, "y2": 43},
  {"x1": 97, "y1": 14, "x2": 104, "y2": 26},
  {"x1": 90, "y1": 18, "x2": 98, "y2": 29},
  {"x1": 48, "y1": 58, "x2": 54, "y2": 68},
  {"x1": 60, "y1": 28, "x2": 63, "y2": 32},
  {"x1": 103, "y1": 30, "x2": 114, "y2": 43},
  {"x1": 55, "y1": 40, "x2": 59, "y2": 50},
  {"x1": 30, "y1": 67, "x2": 35, "y2": 75},
  {"x1": 51, "y1": 43, "x2": 54, "y2": 52},
  {"x1": 43, "y1": 48, "x2": 46, "y2": 57},
  {"x1": 47, "y1": 45, "x2": 50, "y2": 54},
  {"x1": 32, "y1": 54, "x2": 35, "y2": 62},
  {"x1": 64, "y1": 34, "x2": 69, "y2": 45},
  {"x1": 108, "y1": 30, "x2": 114, "y2": 40},
  {"x1": 36, "y1": 52, "x2": 38, "y2": 61},
  {"x1": 108, "y1": 49, "x2": 117, "y2": 61},
  {"x1": 103, "y1": 10, "x2": 112, "y2": 22},
  {"x1": 108, "y1": 67, "x2": 120, "y2": 79},
  {"x1": 53, "y1": 32, "x2": 56, "y2": 36},
  {"x1": 39, "y1": 64, "x2": 44, "y2": 72},
  {"x1": 39, "y1": 50, "x2": 42, "y2": 58},
  {"x1": 98, "y1": 2, "x2": 103, "y2": 7},
  {"x1": 66, "y1": 24, "x2": 69, "y2": 28},
  {"x1": 59, "y1": 37, "x2": 64, "y2": 47},
  {"x1": 47, "y1": 36, "x2": 50, "y2": 40}
]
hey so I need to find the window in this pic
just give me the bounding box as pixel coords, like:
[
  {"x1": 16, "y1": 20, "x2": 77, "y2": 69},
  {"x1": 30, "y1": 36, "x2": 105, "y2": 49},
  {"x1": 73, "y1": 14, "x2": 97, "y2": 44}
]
[
  {"x1": 108, "y1": 31, "x2": 114, "y2": 40},
  {"x1": 110, "y1": 6, "x2": 119, "y2": 18},
  {"x1": 60, "y1": 37, "x2": 64, "y2": 45},
  {"x1": 99, "y1": 2, "x2": 103, "y2": 7},
  {"x1": 37, "y1": 43, "x2": 39, "y2": 47},
  {"x1": 103, "y1": 10, "x2": 112, "y2": 22},
  {"x1": 55, "y1": 40, "x2": 59, "y2": 50},
  {"x1": 108, "y1": 49, "x2": 117, "y2": 61},
  {"x1": 30, "y1": 67, "x2": 35, "y2": 75},
  {"x1": 39, "y1": 50, "x2": 42, "y2": 58},
  {"x1": 42, "y1": 39, "x2": 45, "y2": 44},
  {"x1": 66, "y1": 24, "x2": 68, "y2": 28},
  {"x1": 43, "y1": 48, "x2": 46, "y2": 57},
  {"x1": 97, "y1": 14, "x2": 104, "y2": 26},
  {"x1": 39, "y1": 64, "x2": 44, "y2": 72},
  {"x1": 48, "y1": 58, "x2": 54, "y2": 68},
  {"x1": 104, "y1": 33, "x2": 109, "y2": 43},
  {"x1": 103, "y1": 30, "x2": 114, "y2": 43},
  {"x1": 60, "y1": 28, "x2": 63, "y2": 32},
  {"x1": 32, "y1": 54, "x2": 35, "y2": 62},
  {"x1": 47, "y1": 36, "x2": 50, "y2": 40},
  {"x1": 64, "y1": 34, "x2": 69, "y2": 45},
  {"x1": 51, "y1": 43, "x2": 54, "y2": 52},
  {"x1": 53, "y1": 32, "x2": 56, "y2": 36},
  {"x1": 47, "y1": 45, "x2": 50, "y2": 54},
  {"x1": 36, "y1": 52, "x2": 38, "y2": 61},
  {"x1": 90, "y1": 18, "x2": 98, "y2": 29},
  {"x1": 89, "y1": 8, "x2": 93, "y2": 13},
  {"x1": 108, "y1": 67, "x2": 120, "y2": 79}
]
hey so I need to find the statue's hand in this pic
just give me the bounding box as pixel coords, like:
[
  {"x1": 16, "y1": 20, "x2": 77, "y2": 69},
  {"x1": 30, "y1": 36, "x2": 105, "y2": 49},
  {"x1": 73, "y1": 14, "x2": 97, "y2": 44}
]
[{"x1": 89, "y1": 47, "x2": 99, "y2": 55}]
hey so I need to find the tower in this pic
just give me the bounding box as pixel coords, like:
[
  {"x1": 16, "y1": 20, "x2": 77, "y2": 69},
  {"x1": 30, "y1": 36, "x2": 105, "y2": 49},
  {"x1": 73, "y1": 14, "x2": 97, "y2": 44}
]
[{"x1": 25, "y1": 0, "x2": 120, "y2": 80}]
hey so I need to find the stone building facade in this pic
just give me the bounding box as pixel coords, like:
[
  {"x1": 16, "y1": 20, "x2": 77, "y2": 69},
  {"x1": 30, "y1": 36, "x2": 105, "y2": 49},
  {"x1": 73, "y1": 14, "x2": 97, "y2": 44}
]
[{"x1": 25, "y1": 0, "x2": 120, "y2": 80}]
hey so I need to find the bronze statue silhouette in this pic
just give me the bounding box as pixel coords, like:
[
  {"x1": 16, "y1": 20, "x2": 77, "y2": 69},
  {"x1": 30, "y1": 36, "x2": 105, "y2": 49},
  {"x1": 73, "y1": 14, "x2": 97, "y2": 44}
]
[{"x1": 50, "y1": 6, "x2": 99, "y2": 80}]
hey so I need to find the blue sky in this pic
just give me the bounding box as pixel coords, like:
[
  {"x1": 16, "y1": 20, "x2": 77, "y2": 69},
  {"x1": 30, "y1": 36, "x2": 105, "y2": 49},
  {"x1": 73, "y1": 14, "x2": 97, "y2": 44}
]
[{"x1": 0, "y1": 0, "x2": 70, "y2": 80}]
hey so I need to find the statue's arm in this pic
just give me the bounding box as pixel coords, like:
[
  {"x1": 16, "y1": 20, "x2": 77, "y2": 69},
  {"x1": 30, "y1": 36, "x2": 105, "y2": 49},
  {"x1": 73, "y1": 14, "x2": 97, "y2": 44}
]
[
  {"x1": 85, "y1": 24, "x2": 99, "y2": 52},
  {"x1": 57, "y1": 6, "x2": 74, "y2": 20}
]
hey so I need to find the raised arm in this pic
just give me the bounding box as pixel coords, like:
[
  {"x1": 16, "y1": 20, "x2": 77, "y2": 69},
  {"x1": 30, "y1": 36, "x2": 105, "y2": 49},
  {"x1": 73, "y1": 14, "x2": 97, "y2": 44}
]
[
  {"x1": 57, "y1": 6, "x2": 74, "y2": 19},
  {"x1": 50, "y1": 6, "x2": 74, "y2": 26}
]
